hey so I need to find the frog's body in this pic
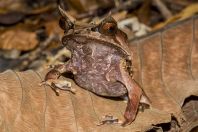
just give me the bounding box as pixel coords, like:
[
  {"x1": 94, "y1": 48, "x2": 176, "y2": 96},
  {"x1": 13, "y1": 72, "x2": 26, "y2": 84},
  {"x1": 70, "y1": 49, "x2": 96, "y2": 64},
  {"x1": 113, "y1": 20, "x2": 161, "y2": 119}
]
[
  {"x1": 62, "y1": 33, "x2": 129, "y2": 97},
  {"x1": 42, "y1": 7, "x2": 150, "y2": 126}
]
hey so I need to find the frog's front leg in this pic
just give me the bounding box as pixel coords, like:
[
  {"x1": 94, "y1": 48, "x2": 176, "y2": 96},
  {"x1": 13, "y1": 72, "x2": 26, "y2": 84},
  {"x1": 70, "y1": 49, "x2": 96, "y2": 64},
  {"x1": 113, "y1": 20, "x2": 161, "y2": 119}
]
[
  {"x1": 117, "y1": 60, "x2": 150, "y2": 126},
  {"x1": 120, "y1": 73, "x2": 142, "y2": 126},
  {"x1": 40, "y1": 61, "x2": 76, "y2": 95}
]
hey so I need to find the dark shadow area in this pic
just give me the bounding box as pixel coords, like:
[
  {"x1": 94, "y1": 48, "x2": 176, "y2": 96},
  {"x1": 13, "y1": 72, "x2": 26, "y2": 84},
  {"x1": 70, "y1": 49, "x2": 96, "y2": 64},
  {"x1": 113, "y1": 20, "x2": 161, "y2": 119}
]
[
  {"x1": 190, "y1": 125, "x2": 198, "y2": 132},
  {"x1": 182, "y1": 95, "x2": 198, "y2": 107},
  {"x1": 146, "y1": 116, "x2": 179, "y2": 132},
  {"x1": 181, "y1": 95, "x2": 198, "y2": 132}
]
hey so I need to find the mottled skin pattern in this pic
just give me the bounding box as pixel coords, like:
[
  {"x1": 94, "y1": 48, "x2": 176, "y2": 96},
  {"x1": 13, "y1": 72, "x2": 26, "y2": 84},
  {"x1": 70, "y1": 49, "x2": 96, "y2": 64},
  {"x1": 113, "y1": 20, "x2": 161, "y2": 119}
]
[
  {"x1": 63, "y1": 36, "x2": 127, "y2": 97},
  {"x1": 42, "y1": 8, "x2": 150, "y2": 126}
]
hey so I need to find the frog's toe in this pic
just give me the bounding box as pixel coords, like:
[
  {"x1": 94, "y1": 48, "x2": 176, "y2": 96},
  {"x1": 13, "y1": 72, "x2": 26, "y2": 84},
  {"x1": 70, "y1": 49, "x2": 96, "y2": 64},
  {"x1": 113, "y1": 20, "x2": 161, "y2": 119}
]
[
  {"x1": 39, "y1": 79, "x2": 53, "y2": 86},
  {"x1": 40, "y1": 78, "x2": 75, "y2": 94},
  {"x1": 97, "y1": 115, "x2": 123, "y2": 126},
  {"x1": 53, "y1": 80, "x2": 76, "y2": 93},
  {"x1": 53, "y1": 80, "x2": 71, "y2": 88},
  {"x1": 39, "y1": 81, "x2": 45, "y2": 86}
]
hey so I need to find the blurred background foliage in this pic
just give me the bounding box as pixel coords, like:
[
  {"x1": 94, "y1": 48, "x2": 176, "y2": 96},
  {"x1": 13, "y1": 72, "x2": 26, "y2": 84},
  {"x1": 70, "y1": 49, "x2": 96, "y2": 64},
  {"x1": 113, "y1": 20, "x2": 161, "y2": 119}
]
[{"x1": 0, "y1": 0, "x2": 198, "y2": 71}]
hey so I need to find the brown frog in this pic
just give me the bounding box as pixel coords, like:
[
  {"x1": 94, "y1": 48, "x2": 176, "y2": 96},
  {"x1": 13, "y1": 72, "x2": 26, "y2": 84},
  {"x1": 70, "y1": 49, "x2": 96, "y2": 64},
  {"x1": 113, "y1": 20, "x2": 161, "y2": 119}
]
[{"x1": 41, "y1": 7, "x2": 150, "y2": 126}]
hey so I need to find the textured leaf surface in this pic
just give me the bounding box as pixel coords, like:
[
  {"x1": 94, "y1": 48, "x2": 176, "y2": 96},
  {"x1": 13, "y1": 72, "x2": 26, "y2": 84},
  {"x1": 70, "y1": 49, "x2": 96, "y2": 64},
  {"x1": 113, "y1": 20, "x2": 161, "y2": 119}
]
[
  {"x1": 0, "y1": 28, "x2": 38, "y2": 51},
  {"x1": 0, "y1": 16, "x2": 198, "y2": 131}
]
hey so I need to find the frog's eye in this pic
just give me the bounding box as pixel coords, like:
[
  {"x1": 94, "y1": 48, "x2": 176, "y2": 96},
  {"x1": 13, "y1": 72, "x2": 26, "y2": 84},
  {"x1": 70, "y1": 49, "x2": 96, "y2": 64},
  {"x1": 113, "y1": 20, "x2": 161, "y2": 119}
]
[{"x1": 99, "y1": 22, "x2": 117, "y2": 36}]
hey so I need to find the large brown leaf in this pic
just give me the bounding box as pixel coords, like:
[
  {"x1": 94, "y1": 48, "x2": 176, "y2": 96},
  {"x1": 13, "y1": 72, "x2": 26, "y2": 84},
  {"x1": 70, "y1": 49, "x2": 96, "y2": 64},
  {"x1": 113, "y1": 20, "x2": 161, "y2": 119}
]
[{"x1": 0, "y1": 16, "x2": 198, "y2": 131}]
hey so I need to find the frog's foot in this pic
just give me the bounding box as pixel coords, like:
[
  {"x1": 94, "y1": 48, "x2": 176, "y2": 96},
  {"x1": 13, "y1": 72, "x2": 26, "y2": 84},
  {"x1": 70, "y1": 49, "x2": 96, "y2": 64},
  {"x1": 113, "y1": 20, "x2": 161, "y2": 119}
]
[
  {"x1": 52, "y1": 79, "x2": 76, "y2": 93},
  {"x1": 40, "y1": 78, "x2": 75, "y2": 95},
  {"x1": 97, "y1": 115, "x2": 123, "y2": 126},
  {"x1": 40, "y1": 63, "x2": 76, "y2": 95},
  {"x1": 40, "y1": 79, "x2": 60, "y2": 96}
]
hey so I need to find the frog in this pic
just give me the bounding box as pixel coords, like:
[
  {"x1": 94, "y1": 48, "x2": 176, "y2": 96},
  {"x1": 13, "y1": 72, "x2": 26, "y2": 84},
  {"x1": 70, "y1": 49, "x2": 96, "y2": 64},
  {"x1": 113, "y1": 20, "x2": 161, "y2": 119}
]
[{"x1": 41, "y1": 6, "x2": 151, "y2": 126}]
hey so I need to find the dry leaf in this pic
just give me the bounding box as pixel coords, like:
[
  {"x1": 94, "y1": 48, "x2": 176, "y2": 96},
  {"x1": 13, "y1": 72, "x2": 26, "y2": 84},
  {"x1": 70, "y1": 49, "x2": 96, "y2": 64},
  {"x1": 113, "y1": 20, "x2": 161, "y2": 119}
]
[
  {"x1": 45, "y1": 20, "x2": 64, "y2": 36},
  {"x1": 0, "y1": 70, "x2": 173, "y2": 132},
  {"x1": 0, "y1": 29, "x2": 38, "y2": 51},
  {"x1": 0, "y1": 11, "x2": 25, "y2": 25},
  {"x1": 154, "y1": 3, "x2": 198, "y2": 30},
  {"x1": 179, "y1": 4, "x2": 198, "y2": 20},
  {"x1": 130, "y1": 16, "x2": 198, "y2": 129},
  {"x1": 112, "y1": 11, "x2": 127, "y2": 22},
  {"x1": 0, "y1": 0, "x2": 25, "y2": 13},
  {"x1": 65, "y1": 0, "x2": 114, "y2": 13},
  {"x1": 118, "y1": 17, "x2": 151, "y2": 39}
]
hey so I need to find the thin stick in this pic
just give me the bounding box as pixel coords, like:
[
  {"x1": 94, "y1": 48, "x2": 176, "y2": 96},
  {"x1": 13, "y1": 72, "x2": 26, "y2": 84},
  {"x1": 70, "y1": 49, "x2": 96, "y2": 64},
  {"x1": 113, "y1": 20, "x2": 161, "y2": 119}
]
[{"x1": 153, "y1": 0, "x2": 172, "y2": 19}]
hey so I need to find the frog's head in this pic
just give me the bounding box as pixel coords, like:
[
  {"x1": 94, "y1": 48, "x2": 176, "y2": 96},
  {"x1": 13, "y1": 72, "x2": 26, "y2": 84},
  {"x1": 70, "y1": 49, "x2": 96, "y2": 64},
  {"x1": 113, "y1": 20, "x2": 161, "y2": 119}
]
[{"x1": 58, "y1": 6, "x2": 132, "y2": 60}]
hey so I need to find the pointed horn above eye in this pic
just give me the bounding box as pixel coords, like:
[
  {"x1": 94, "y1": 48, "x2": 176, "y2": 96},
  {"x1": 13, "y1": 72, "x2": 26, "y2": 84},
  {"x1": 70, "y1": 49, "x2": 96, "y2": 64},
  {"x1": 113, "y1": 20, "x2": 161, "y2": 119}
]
[
  {"x1": 108, "y1": 11, "x2": 112, "y2": 16},
  {"x1": 102, "y1": 15, "x2": 117, "y2": 25},
  {"x1": 58, "y1": 5, "x2": 76, "y2": 23}
]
